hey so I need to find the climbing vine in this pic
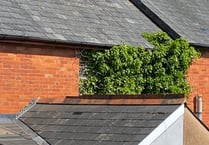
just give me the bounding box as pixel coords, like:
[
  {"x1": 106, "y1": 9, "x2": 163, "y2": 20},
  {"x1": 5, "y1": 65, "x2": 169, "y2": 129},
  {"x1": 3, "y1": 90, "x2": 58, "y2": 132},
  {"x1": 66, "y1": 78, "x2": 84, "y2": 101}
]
[{"x1": 80, "y1": 32, "x2": 200, "y2": 96}]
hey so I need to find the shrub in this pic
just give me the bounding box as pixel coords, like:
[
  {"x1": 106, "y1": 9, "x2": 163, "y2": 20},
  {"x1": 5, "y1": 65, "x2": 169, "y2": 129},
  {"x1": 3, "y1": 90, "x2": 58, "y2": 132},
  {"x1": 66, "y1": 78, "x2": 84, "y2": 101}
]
[{"x1": 80, "y1": 32, "x2": 200, "y2": 96}]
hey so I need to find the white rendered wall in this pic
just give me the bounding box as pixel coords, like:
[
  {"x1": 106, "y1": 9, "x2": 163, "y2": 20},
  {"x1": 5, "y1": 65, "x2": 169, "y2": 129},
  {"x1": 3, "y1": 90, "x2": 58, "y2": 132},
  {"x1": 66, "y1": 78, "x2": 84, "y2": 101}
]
[
  {"x1": 150, "y1": 115, "x2": 183, "y2": 145},
  {"x1": 139, "y1": 105, "x2": 184, "y2": 145}
]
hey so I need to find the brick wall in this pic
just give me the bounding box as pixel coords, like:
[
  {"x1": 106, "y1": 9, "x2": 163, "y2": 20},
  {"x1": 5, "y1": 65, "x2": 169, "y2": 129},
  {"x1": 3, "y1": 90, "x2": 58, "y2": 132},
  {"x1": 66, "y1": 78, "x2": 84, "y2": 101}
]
[
  {"x1": 187, "y1": 49, "x2": 209, "y2": 127},
  {"x1": 0, "y1": 42, "x2": 79, "y2": 113}
]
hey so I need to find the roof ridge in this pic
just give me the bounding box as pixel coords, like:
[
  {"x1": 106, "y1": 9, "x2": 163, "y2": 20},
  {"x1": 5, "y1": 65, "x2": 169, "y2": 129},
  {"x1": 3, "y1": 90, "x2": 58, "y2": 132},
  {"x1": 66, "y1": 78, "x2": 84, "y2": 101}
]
[
  {"x1": 130, "y1": 0, "x2": 180, "y2": 39},
  {"x1": 37, "y1": 94, "x2": 185, "y2": 105}
]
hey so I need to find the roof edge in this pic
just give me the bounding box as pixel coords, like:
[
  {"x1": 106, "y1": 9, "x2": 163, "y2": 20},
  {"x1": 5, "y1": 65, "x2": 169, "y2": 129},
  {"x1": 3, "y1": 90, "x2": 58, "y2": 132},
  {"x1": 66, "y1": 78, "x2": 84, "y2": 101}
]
[
  {"x1": 190, "y1": 42, "x2": 209, "y2": 49},
  {"x1": 17, "y1": 119, "x2": 49, "y2": 145},
  {"x1": 185, "y1": 104, "x2": 209, "y2": 131},
  {"x1": 130, "y1": 0, "x2": 180, "y2": 40},
  {"x1": 130, "y1": 0, "x2": 209, "y2": 48},
  {"x1": 0, "y1": 34, "x2": 113, "y2": 50},
  {"x1": 138, "y1": 104, "x2": 184, "y2": 145},
  {"x1": 37, "y1": 94, "x2": 185, "y2": 105},
  {"x1": 75, "y1": 94, "x2": 184, "y2": 99},
  {"x1": 1, "y1": 34, "x2": 208, "y2": 51}
]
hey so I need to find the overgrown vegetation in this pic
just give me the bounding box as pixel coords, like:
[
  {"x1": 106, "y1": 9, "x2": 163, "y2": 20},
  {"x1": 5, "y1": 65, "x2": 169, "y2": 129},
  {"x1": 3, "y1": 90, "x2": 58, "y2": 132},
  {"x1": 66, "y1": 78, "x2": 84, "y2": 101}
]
[{"x1": 80, "y1": 32, "x2": 200, "y2": 96}]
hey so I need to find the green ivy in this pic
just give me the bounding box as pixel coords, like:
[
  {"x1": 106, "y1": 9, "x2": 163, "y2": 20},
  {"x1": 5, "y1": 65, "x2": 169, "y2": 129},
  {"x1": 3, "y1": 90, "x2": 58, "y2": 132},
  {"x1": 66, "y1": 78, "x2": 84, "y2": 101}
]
[{"x1": 80, "y1": 32, "x2": 200, "y2": 96}]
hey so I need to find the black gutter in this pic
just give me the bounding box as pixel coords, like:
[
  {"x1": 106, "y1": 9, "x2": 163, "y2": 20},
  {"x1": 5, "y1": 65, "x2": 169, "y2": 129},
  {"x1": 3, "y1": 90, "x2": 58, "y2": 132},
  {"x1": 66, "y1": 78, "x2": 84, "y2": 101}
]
[
  {"x1": 190, "y1": 42, "x2": 209, "y2": 49},
  {"x1": 5, "y1": 34, "x2": 208, "y2": 50},
  {"x1": 0, "y1": 34, "x2": 113, "y2": 50}
]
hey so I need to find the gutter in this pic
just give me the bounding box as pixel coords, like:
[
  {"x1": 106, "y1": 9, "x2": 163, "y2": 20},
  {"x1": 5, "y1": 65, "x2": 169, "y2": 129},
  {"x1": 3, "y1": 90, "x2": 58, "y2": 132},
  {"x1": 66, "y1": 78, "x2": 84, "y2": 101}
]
[
  {"x1": 0, "y1": 34, "x2": 113, "y2": 50},
  {"x1": 1, "y1": 32, "x2": 208, "y2": 51},
  {"x1": 190, "y1": 42, "x2": 209, "y2": 49},
  {"x1": 1, "y1": 29, "x2": 209, "y2": 51}
]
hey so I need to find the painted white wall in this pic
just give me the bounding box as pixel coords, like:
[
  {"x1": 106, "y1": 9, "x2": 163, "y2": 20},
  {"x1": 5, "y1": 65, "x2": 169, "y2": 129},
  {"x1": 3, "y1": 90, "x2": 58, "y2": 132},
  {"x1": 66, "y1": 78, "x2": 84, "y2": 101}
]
[
  {"x1": 138, "y1": 104, "x2": 184, "y2": 145},
  {"x1": 150, "y1": 115, "x2": 183, "y2": 145}
]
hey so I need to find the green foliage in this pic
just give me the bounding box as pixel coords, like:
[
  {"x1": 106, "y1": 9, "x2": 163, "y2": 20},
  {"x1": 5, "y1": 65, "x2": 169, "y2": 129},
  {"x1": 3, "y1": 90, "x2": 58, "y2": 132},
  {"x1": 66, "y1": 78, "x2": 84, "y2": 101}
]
[{"x1": 80, "y1": 32, "x2": 200, "y2": 96}]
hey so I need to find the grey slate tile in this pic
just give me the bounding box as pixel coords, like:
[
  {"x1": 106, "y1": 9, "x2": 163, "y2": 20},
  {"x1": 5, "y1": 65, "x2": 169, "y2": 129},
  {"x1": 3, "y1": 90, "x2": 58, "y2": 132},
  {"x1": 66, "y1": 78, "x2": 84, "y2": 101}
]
[
  {"x1": 0, "y1": 120, "x2": 38, "y2": 145},
  {"x1": 0, "y1": 0, "x2": 160, "y2": 47},
  {"x1": 141, "y1": 0, "x2": 209, "y2": 45}
]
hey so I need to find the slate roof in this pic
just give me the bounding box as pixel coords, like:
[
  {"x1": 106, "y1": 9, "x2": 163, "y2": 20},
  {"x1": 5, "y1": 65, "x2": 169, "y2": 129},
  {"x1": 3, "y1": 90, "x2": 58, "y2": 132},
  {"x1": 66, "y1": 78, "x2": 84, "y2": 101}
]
[
  {"x1": 20, "y1": 104, "x2": 179, "y2": 145},
  {"x1": 1, "y1": 0, "x2": 209, "y2": 48},
  {"x1": 0, "y1": 120, "x2": 38, "y2": 145},
  {"x1": 0, "y1": 0, "x2": 160, "y2": 47},
  {"x1": 139, "y1": 0, "x2": 209, "y2": 46}
]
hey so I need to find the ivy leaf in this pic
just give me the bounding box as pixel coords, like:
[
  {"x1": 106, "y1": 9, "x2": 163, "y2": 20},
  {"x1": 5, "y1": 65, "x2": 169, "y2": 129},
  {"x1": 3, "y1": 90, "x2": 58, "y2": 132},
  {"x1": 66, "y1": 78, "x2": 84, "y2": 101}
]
[{"x1": 80, "y1": 31, "x2": 200, "y2": 97}]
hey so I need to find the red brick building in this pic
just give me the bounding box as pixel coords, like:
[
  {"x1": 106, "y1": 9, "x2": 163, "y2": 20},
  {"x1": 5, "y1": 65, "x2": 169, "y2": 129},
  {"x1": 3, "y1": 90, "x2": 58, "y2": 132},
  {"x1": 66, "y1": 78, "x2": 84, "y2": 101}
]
[
  {"x1": 0, "y1": 1, "x2": 159, "y2": 113},
  {"x1": 0, "y1": 41, "x2": 80, "y2": 113},
  {"x1": 1, "y1": 0, "x2": 209, "y2": 128},
  {"x1": 187, "y1": 49, "x2": 209, "y2": 126},
  {"x1": 131, "y1": 0, "x2": 209, "y2": 127}
]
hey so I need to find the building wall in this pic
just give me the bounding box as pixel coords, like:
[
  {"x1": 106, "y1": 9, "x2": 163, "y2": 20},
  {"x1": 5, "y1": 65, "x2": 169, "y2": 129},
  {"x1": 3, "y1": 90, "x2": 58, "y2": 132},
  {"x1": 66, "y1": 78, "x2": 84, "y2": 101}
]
[
  {"x1": 187, "y1": 49, "x2": 209, "y2": 127},
  {"x1": 150, "y1": 115, "x2": 183, "y2": 145},
  {"x1": 183, "y1": 109, "x2": 209, "y2": 145},
  {"x1": 0, "y1": 42, "x2": 79, "y2": 113}
]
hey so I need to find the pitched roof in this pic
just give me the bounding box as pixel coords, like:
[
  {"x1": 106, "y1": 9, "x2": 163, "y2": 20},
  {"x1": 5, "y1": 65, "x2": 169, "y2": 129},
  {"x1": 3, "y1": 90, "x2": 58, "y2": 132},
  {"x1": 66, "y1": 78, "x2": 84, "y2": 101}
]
[
  {"x1": 0, "y1": 119, "x2": 43, "y2": 145},
  {"x1": 19, "y1": 104, "x2": 179, "y2": 145},
  {"x1": 0, "y1": 0, "x2": 160, "y2": 47},
  {"x1": 1, "y1": 95, "x2": 208, "y2": 145},
  {"x1": 138, "y1": 0, "x2": 209, "y2": 46},
  {"x1": 1, "y1": 0, "x2": 209, "y2": 48}
]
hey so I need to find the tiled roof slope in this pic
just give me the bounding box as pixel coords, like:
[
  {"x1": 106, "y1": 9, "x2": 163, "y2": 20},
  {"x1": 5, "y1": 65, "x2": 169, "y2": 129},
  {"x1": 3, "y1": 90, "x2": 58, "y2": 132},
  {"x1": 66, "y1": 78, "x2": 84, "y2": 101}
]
[
  {"x1": 140, "y1": 0, "x2": 209, "y2": 46},
  {"x1": 0, "y1": 0, "x2": 160, "y2": 47},
  {"x1": 20, "y1": 104, "x2": 179, "y2": 145},
  {"x1": 0, "y1": 120, "x2": 38, "y2": 145}
]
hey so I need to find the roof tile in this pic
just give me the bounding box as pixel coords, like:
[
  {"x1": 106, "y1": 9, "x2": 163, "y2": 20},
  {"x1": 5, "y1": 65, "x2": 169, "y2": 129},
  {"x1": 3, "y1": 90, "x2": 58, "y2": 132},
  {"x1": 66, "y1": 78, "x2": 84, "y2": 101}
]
[{"x1": 141, "y1": 0, "x2": 209, "y2": 45}]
